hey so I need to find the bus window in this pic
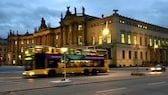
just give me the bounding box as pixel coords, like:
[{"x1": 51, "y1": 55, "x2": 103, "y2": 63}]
[
  {"x1": 75, "y1": 48, "x2": 82, "y2": 55},
  {"x1": 96, "y1": 49, "x2": 107, "y2": 56},
  {"x1": 35, "y1": 53, "x2": 45, "y2": 69},
  {"x1": 24, "y1": 61, "x2": 33, "y2": 70},
  {"x1": 47, "y1": 60, "x2": 58, "y2": 68}
]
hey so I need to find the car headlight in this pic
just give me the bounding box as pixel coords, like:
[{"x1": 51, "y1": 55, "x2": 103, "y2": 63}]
[
  {"x1": 150, "y1": 67, "x2": 155, "y2": 70},
  {"x1": 22, "y1": 72, "x2": 26, "y2": 75},
  {"x1": 156, "y1": 67, "x2": 161, "y2": 70}
]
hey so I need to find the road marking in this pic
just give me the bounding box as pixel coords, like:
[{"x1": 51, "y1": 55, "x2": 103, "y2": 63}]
[
  {"x1": 96, "y1": 87, "x2": 127, "y2": 94},
  {"x1": 147, "y1": 81, "x2": 166, "y2": 86}
]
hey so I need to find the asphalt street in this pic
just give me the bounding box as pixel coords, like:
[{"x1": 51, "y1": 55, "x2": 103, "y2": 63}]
[
  {"x1": 1, "y1": 73, "x2": 168, "y2": 95},
  {"x1": 0, "y1": 66, "x2": 167, "y2": 93}
]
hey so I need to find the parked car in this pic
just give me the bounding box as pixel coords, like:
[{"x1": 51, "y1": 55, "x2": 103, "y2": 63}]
[{"x1": 150, "y1": 64, "x2": 166, "y2": 72}]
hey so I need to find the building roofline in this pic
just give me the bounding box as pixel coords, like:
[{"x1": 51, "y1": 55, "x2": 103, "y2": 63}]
[{"x1": 118, "y1": 14, "x2": 168, "y2": 31}]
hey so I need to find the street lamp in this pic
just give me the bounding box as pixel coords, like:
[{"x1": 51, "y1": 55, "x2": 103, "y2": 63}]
[
  {"x1": 102, "y1": 22, "x2": 109, "y2": 48},
  {"x1": 61, "y1": 47, "x2": 68, "y2": 81},
  {"x1": 103, "y1": 28, "x2": 109, "y2": 36}
]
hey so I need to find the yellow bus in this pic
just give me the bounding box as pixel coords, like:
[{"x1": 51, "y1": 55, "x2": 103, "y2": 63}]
[{"x1": 22, "y1": 45, "x2": 109, "y2": 77}]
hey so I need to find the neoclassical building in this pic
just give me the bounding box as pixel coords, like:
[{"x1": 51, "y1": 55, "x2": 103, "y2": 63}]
[
  {"x1": 7, "y1": 7, "x2": 168, "y2": 66},
  {"x1": 0, "y1": 38, "x2": 7, "y2": 65}
]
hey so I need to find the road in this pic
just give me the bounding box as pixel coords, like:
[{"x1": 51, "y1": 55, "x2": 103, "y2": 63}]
[
  {"x1": 2, "y1": 75, "x2": 168, "y2": 95},
  {"x1": 0, "y1": 66, "x2": 168, "y2": 95}
]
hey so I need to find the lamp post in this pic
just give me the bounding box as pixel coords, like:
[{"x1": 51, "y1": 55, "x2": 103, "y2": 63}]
[
  {"x1": 61, "y1": 47, "x2": 68, "y2": 81},
  {"x1": 154, "y1": 44, "x2": 158, "y2": 64},
  {"x1": 134, "y1": 44, "x2": 140, "y2": 72}
]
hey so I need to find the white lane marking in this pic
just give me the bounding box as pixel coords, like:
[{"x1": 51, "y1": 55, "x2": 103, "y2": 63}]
[
  {"x1": 96, "y1": 87, "x2": 127, "y2": 94},
  {"x1": 147, "y1": 81, "x2": 166, "y2": 86}
]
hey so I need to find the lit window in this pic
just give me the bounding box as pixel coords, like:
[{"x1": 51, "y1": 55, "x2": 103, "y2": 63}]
[
  {"x1": 98, "y1": 36, "x2": 103, "y2": 45},
  {"x1": 21, "y1": 40, "x2": 24, "y2": 44},
  {"x1": 149, "y1": 38, "x2": 152, "y2": 46},
  {"x1": 107, "y1": 34, "x2": 111, "y2": 43},
  {"x1": 162, "y1": 40, "x2": 165, "y2": 45},
  {"x1": 27, "y1": 40, "x2": 29, "y2": 44},
  {"x1": 166, "y1": 41, "x2": 168, "y2": 45},
  {"x1": 69, "y1": 26, "x2": 72, "y2": 32},
  {"x1": 78, "y1": 25, "x2": 83, "y2": 31},
  {"x1": 92, "y1": 37, "x2": 95, "y2": 45},
  {"x1": 143, "y1": 26, "x2": 148, "y2": 29},
  {"x1": 15, "y1": 41, "x2": 17, "y2": 45},
  {"x1": 133, "y1": 35, "x2": 137, "y2": 45},
  {"x1": 78, "y1": 36, "x2": 82, "y2": 45},
  {"x1": 158, "y1": 40, "x2": 161, "y2": 46},
  {"x1": 121, "y1": 33, "x2": 125, "y2": 43},
  {"x1": 32, "y1": 40, "x2": 34, "y2": 44},
  {"x1": 128, "y1": 34, "x2": 131, "y2": 44},
  {"x1": 21, "y1": 47, "x2": 24, "y2": 53},
  {"x1": 56, "y1": 35, "x2": 58, "y2": 39},
  {"x1": 138, "y1": 24, "x2": 142, "y2": 28},
  {"x1": 120, "y1": 20, "x2": 125, "y2": 24},
  {"x1": 154, "y1": 39, "x2": 156, "y2": 45},
  {"x1": 140, "y1": 37, "x2": 142, "y2": 45}
]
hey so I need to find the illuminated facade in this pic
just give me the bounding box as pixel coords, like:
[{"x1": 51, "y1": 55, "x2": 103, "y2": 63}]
[
  {"x1": 0, "y1": 38, "x2": 7, "y2": 65},
  {"x1": 7, "y1": 7, "x2": 168, "y2": 66}
]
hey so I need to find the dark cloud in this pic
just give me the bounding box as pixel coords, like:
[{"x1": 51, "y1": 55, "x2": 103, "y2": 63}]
[
  {"x1": 0, "y1": 0, "x2": 62, "y2": 38},
  {"x1": 0, "y1": 0, "x2": 168, "y2": 39}
]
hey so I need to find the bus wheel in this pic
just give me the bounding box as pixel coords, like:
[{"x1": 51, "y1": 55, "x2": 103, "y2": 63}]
[
  {"x1": 84, "y1": 69, "x2": 89, "y2": 75},
  {"x1": 92, "y1": 69, "x2": 97, "y2": 75},
  {"x1": 48, "y1": 70, "x2": 56, "y2": 77}
]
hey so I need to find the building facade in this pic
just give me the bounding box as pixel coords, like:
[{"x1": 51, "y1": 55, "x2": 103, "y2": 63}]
[
  {"x1": 0, "y1": 38, "x2": 7, "y2": 65},
  {"x1": 7, "y1": 7, "x2": 168, "y2": 66}
]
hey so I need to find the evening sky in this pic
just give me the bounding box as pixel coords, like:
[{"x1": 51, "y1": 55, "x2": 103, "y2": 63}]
[{"x1": 0, "y1": 0, "x2": 168, "y2": 38}]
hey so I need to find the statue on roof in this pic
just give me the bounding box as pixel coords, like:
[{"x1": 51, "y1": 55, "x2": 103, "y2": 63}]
[
  {"x1": 39, "y1": 17, "x2": 47, "y2": 30},
  {"x1": 65, "y1": 6, "x2": 72, "y2": 17}
]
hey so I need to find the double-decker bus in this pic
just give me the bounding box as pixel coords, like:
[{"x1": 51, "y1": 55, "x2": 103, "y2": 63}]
[{"x1": 22, "y1": 45, "x2": 109, "y2": 77}]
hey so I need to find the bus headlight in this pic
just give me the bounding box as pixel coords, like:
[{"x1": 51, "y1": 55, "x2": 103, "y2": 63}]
[{"x1": 29, "y1": 72, "x2": 35, "y2": 76}]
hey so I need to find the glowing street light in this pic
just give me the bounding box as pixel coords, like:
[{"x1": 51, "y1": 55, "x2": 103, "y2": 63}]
[
  {"x1": 102, "y1": 21, "x2": 109, "y2": 36},
  {"x1": 61, "y1": 47, "x2": 68, "y2": 53},
  {"x1": 103, "y1": 28, "x2": 109, "y2": 36},
  {"x1": 102, "y1": 21, "x2": 109, "y2": 48},
  {"x1": 61, "y1": 47, "x2": 68, "y2": 81},
  {"x1": 61, "y1": 48, "x2": 68, "y2": 81}
]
